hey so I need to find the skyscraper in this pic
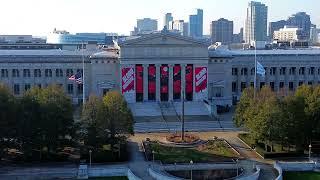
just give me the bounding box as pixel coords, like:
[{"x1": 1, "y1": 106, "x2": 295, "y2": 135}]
[
  {"x1": 210, "y1": 18, "x2": 233, "y2": 45},
  {"x1": 168, "y1": 20, "x2": 188, "y2": 36},
  {"x1": 269, "y1": 20, "x2": 287, "y2": 39},
  {"x1": 136, "y1": 18, "x2": 158, "y2": 33},
  {"x1": 244, "y1": 1, "x2": 268, "y2": 43},
  {"x1": 286, "y1": 12, "x2": 311, "y2": 39},
  {"x1": 164, "y1": 13, "x2": 173, "y2": 29},
  {"x1": 189, "y1": 9, "x2": 203, "y2": 38}
]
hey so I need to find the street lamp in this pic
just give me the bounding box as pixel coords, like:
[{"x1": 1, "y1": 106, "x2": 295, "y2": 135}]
[
  {"x1": 190, "y1": 160, "x2": 193, "y2": 180},
  {"x1": 152, "y1": 150, "x2": 155, "y2": 163},
  {"x1": 234, "y1": 159, "x2": 239, "y2": 176},
  {"x1": 89, "y1": 149, "x2": 92, "y2": 168},
  {"x1": 308, "y1": 144, "x2": 312, "y2": 161}
]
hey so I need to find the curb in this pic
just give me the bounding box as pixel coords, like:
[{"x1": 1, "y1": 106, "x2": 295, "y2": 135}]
[{"x1": 236, "y1": 136, "x2": 265, "y2": 159}]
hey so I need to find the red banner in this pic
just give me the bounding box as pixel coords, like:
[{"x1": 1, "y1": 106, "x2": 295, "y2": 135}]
[
  {"x1": 122, "y1": 67, "x2": 135, "y2": 93},
  {"x1": 185, "y1": 65, "x2": 193, "y2": 94},
  {"x1": 195, "y1": 67, "x2": 207, "y2": 92},
  {"x1": 148, "y1": 65, "x2": 156, "y2": 94},
  {"x1": 160, "y1": 65, "x2": 169, "y2": 93},
  {"x1": 136, "y1": 66, "x2": 143, "y2": 93},
  {"x1": 173, "y1": 65, "x2": 181, "y2": 94}
]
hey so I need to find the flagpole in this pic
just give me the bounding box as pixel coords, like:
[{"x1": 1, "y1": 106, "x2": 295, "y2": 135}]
[
  {"x1": 82, "y1": 42, "x2": 85, "y2": 106},
  {"x1": 254, "y1": 43, "x2": 257, "y2": 99}
]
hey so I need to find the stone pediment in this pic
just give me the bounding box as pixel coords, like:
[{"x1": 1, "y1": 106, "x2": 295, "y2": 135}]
[{"x1": 119, "y1": 31, "x2": 209, "y2": 47}]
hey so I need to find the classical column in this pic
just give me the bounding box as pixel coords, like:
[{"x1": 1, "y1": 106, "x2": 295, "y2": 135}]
[
  {"x1": 156, "y1": 64, "x2": 161, "y2": 101},
  {"x1": 169, "y1": 64, "x2": 173, "y2": 101},
  {"x1": 181, "y1": 64, "x2": 186, "y2": 99},
  {"x1": 143, "y1": 64, "x2": 148, "y2": 101}
]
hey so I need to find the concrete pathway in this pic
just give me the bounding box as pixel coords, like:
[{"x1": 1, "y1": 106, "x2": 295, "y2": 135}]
[{"x1": 128, "y1": 139, "x2": 154, "y2": 179}]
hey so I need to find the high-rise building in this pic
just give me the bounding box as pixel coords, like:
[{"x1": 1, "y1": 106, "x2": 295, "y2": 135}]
[
  {"x1": 244, "y1": 1, "x2": 268, "y2": 43},
  {"x1": 164, "y1": 13, "x2": 173, "y2": 29},
  {"x1": 189, "y1": 9, "x2": 203, "y2": 38},
  {"x1": 286, "y1": 12, "x2": 311, "y2": 39},
  {"x1": 168, "y1": 20, "x2": 188, "y2": 36},
  {"x1": 269, "y1": 20, "x2": 286, "y2": 39},
  {"x1": 210, "y1": 18, "x2": 233, "y2": 45},
  {"x1": 310, "y1": 24, "x2": 320, "y2": 44},
  {"x1": 137, "y1": 18, "x2": 158, "y2": 33},
  {"x1": 273, "y1": 26, "x2": 307, "y2": 41}
]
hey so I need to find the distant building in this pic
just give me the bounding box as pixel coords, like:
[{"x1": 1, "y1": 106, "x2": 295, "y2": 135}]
[
  {"x1": 164, "y1": 13, "x2": 173, "y2": 29},
  {"x1": 273, "y1": 26, "x2": 307, "y2": 41},
  {"x1": 232, "y1": 28, "x2": 243, "y2": 44},
  {"x1": 269, "y1": 20, "x2": 286, "y2": 39},
  {"x1": 310, "y1": 24, "x2": 319, "y2": 44},
  {"x1": 0, "y1": 35, "x2": 46, "y2": 44},
  {"x1": 286, "y1": 12, "x2": 311, "y2": 39},
  {"x1": 168, "y1": 20, "x2": 188, "y2": 36},
  {"x1": 210, "y1": 18, "x2": 233, "y2": 45},
  {"x1": 47, "y1": 29, "x2": 121, "y2": 45},
  {"x1": 244, "y1": 1, "x2": 268, "y2": 43},
  {"x1": 189, "y1": 9, "x2": 203, "y2": 38},
  {"x1": 131, "y1": 18, "x2": 158, "y2": 35}
]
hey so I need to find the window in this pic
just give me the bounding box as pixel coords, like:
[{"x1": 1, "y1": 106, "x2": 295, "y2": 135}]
[
  {"x1": 37, "y1": 84, "x2": 42, "y2": 88},
  {"x1": 270, "y1": 82, "x2": 275, "y2": 91},
  {"x1": 24, "y1": 84, "x2": 31, "y2": 91},
  {"x1": 12, "y1": 69, "x2": 20, "y2": 77},
  {"x1": 250, "y1": 82, "x2": 254, "y2": 87},
  {"x1": 241, "y1": 68, "x2": 248, "y2": 76},
  {"x1": 232, "y1": 82, "x2": 237, "y2": 92},
  {"x1": 299, "y1": 81, "x2": 304, "y2": 86},
  {"x1": 67, "y1": 84, "x2": 73, "y2": 94},
  {"x1": 289, "y1": 82, "x2": 294, "y2": 91},
  {"x1": 56, "y1": 69, "x2": 63, "y2": 77},
  {"x1": 34, "y1": 69, "x2": 41, "y2": 77},
  {"x1": 299, "y1": 67, "x2": 305, "y2": 75},
  {"x1": 232, "y1": 68, "x2": 238, "y2": 76},
  {"x1": 1, "y1": 69, "x2": 8, "y2": 78},
  {"x1": 66, "y1": 69, "x2": 73, "y2": 77},
  {"x1": 308, "y1": 81, "x2": 313, "y2": 85},
  {"x1": 77, "y1": 84, "x2": 83, "y2": 94},
  {"x1": 270, "y1": 67, "x2": 276, "y2": 75},
  {"x1": 318, "y1": 68, "x2": 320, "y2": 75},
  {"x1": 45, "y1": 69, "x2": 52, "y2": 77},
  {"x1": 14, "y1": 84, "x2": 20, "y2": 95},
  {"x1": 241, "y1": 82, "x2": 246, "y2": 92},
  {"x1": 279, "y1": 82, "x2": 284, "y2": 89},
  {"x1": 260, "y1": 82, "x2": 265, "y2": 89},
  {"x1": 23, "y1": 69, "x2": 31, "y2": 77},
  {"x1": 77, "y1": 69, "x2": 83, "y2": 73},
  {"x1": 289, "y1": 67, "x2": 296, "y2": 75},
  {"x1": 309, "y1": 67, "x2": 315, "y2": 75},
  {"x1": 250, "y1": 68, "x2": 255, "y2": 75},
  {"x1": 280, "y1": 67, "x2": 286, "y2": 75}
]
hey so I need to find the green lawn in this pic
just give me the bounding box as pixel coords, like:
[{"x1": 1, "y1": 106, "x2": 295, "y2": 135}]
[
  {"x1": 149, "y1": 140, "x2": 237, "y2": 164},
  {"x1": 283, "y1": 171, "x2": 320, "y2": 180}
]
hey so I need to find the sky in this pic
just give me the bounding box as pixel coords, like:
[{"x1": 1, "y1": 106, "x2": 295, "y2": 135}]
[{"x1": 0, "y1": 0, "x2": 319, "y2": 36}]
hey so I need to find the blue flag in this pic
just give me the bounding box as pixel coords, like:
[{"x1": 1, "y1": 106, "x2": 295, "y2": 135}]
[{"x1": 256, "y1": 61, "x2": 265, "y2": 77}]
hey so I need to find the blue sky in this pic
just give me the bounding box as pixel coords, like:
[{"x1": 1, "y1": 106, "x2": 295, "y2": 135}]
[{"x1": 0, "y1": 0, "x2": 319, "y2": 36}]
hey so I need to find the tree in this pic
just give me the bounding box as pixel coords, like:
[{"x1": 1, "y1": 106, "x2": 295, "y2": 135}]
[
  {"x1": 81, "y1": 94, "x2": 104, "y2": 147},
  {"x1": 234, "y1": 87, "x2": 254, "y2": 127},
  {"x1": 100, "y1": 91, "x2": 134, "y2": 151}
]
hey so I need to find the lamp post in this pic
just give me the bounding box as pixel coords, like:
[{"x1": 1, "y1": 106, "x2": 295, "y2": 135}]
[
  {"x1": 89, "y1": 149, "x2": 92, "y2": 168},
  {"x1": 308, "y1": 144, "x2": 312, "y2": 161},
  {"x1": 234, "y1": 159, "x2": 239, "y2": 176},
  {"x1": 190, "y1": 160, "x2": 193, "y2": 180},
  {"x1": 152, "y1": 150, "x2": 155, "y2": 163}
]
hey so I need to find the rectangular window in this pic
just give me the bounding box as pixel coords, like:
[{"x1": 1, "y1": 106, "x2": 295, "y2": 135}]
[
  {"x1": 308, "y1": 81, "x2": 313, "y2": 85},
  {"x1": 232, "y1": 68, "x2": 238, "y2": 76},
  {"x1": 250, "y1": 82, "x2": 254, "y2": 87},
  {"x1": 299, "y1": 81, "x2": 304, "y2": 86},
  {"x1": 240, "y1": 82, "x2": 246, "y2": 92},
  {"x1": 37, "y1": 84, "x2": 42, "y2": 88},
  {"x1": 279, "y1": 82, "x2": 284, "y2": 89},
  {"x1": 299, "y1": 67, "x2": 305, "y2": 75},
  {"x1": 12, "y1": 69, "x2": 20, "y2": 77},
  {"x1": 23, "y1": 69, "x2": 31, "y2": 77},
  {"x1": 309, "y1": 67, "x2": 315, "y2": 75},
  {"x1": 270, "y1": 82, "x2": 275, "y2": 91},
  {"x1": 289, "y1": 82, "x2": 294, "y2": 91},
  {"x1": 45, "y1": 69, "x2": 52, "y2": 77},
  {"x1": 66, "y1": 69, "x2": 73, "y2": 77},
  {"x1": 289, "y1": 67, "x2": 296, "y2": 75},
  {"x1": 77, "y1": 84, "x2": 83, "y2": 94},
  {"x1": 14, "y1": 84, "x2": 20, "y2": 95},
  {"x1": 270, "y1": 67, "x2": 276, "y2": 75},
  {"x1": 34, "y1": 69, "x2": 41, "y2": 77},
  {"x1": 1, "y1": 69, "x2": 8, "y2": 78},
  {"x1": 260, "y1": 82, "x2": 265, "y2": 89},
  {"x1": 67, "y1": 84, "x2": 73, "y2": 94},
  {"x1": 24, "y1": 84, "x2": 31, "y2": 91},
  {"x1": 280, "y1": 67, "x2": 286, "y2": 75},
  {"x1": 56, "y1": 69, "x2": 63, "y2": 77},
  {"x1": 232, "y1": 82, "x2": 237, "y2": 93}
]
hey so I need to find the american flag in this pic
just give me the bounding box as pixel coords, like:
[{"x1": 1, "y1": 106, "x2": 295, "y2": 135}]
[{"x1": 68, "y1": 71, "x2": 83, "y2": 84}]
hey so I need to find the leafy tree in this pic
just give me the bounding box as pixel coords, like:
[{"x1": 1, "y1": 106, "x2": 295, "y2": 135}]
[{"x1": 234, "y1": 87, "x2": 254, "y2": 127}]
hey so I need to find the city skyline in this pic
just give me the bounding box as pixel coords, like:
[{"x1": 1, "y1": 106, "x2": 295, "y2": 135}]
[{"x1": 0, "y1": 0, "x2": 319, "y2": 36}]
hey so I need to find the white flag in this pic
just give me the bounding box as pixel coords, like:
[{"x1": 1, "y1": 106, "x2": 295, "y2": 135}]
[{"x1": 256, "y1": 61, "x2": 265, "y2": 77}]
